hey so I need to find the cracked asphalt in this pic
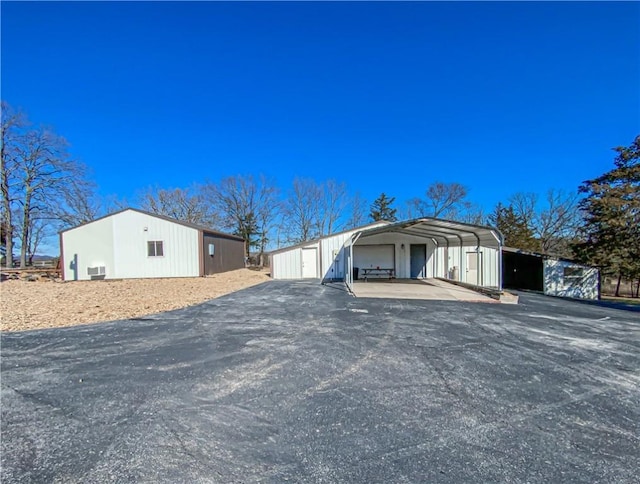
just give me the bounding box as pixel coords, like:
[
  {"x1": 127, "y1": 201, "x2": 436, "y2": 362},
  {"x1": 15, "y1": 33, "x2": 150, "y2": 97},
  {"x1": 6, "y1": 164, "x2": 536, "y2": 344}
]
[{"x1": 1, "y1": 280, "x2": 639, "y2": 483}]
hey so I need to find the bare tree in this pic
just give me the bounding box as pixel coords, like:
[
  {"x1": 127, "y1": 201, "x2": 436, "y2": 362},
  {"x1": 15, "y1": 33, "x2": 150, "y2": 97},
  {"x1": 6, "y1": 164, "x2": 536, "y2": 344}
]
[
  {"x1": 457, "y1": 204, "x2": 486, "y2": 225},
  {"x1": 408, "y1": 182, "x2": 469, "y2": 219},
  {"x1": 537, "y1": 189, "x2": 580, "y2": 255},
  {"x1": 141, "y1": 185, "x2": 217, "y2": 227},
  {"x1": 345, "y1": 192, "x2": 368, "y2": 229},
  {"x1": 13, "y1": 127, "x2": 89, "y2": 268},
  {"x1": 2, "y1": 102, "x2": 100, "y2": 267},
  {"x1": 282, "y1": 177, "x2": 322, "y2": 243},
  {"x1": 56, "y1": 177, "x2": 101, "y2": 228},
  {"x1": 254, "y1": 177, "x2": 280, "y2": 265},
  {"x1": 509, "y1": 192, "x2": 537, "y2": 230},
  {"x1": 26, "y1": 217, "x2": 51, "y2": 265},
  {"x1": 508, "y1": 190, "x2": 580, "y2": 255},
  {"x1": 204, "y1": 175, "x2": 279, "y2": 260},
  {"x1": 102, "y1": 194, "x2": 130, "y2": 215},
  {"x1": 1, "y1": 102, "x2": 26, "y2": 267},
  {"x1": 316, "y1": 179, "x2": 348, "y2": 236}
]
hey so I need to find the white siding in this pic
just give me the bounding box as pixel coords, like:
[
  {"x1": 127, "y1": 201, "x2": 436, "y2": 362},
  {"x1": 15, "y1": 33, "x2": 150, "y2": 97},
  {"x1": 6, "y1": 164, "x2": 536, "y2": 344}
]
[
  {"x1": 355, "y1": 232, "x2": 437, "y2": 279},
  {"x1": 62, "y1": 216, "x2": 115, "y2": 281},
  {"x1": 272, "y1": 223, "x2": 388, "y2": 281},
  {"x1": 269, "y1": 222, "x2": 501, "y2": 287},
  {"x1": 319, "y1": 225, "x2": 390, "y2": 280},
  {"x1": 445, "y1": 245, "x2": 499, "y2": 288},
  {"x1": 544, "y1": 259, "x2": 599, "y2": 300},
  {"x1": 320, "y1": 231, "x2": 363, "y2": 280},
  {"x1": 271, "y1": 242, "x2": 319, "y2": 279},
  {"x1": 112, "y1": 210, "x2": 200, "y2": 279},
  {"x1": 61, "y1": 209, "x2": 201, "y2": 280}
]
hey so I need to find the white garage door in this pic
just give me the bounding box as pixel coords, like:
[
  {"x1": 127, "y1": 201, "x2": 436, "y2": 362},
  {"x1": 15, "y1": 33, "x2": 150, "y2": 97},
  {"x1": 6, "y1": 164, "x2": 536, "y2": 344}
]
[{"x1": 353, "y1": 244, "x2": 395, "y2": 270}]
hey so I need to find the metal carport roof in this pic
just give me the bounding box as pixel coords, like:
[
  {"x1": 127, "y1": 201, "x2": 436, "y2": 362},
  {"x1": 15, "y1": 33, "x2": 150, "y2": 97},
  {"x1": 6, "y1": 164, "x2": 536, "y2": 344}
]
[{"x1": 353, "y1": 217, "x2": 503, "y2": 247}]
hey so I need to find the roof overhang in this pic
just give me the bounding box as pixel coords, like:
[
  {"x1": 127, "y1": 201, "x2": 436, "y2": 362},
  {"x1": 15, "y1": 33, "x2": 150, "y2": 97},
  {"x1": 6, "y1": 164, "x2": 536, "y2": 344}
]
[
  {"x1": 267, "y1": 220, "x2": 392, "y2": 255},
  {"x1": 502, "y1": 246, "x2": 600, "y2": 267},
  {"x1": 353, "y1": 217, "x2": 503, "y2": 247}
]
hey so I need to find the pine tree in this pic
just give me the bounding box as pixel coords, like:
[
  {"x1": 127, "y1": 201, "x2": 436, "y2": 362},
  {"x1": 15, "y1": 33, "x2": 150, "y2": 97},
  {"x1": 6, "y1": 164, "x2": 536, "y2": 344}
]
[
  {"x1": 234, "y1": 212, "x2": 260, "y2": 258},
  {"x1": 369, "y1": 193, "x2": 397, "y2": 222},
  {"x1": 573, "y1": 136, "x2": 640, "y2": 296},
  {"x1": 488, "y1": 203, "x2": 538, "y2": 251}
]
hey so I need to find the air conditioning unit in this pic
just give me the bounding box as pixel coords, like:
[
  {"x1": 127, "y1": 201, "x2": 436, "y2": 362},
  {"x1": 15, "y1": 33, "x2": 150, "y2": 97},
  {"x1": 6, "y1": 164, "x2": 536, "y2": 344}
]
[{"x1": 87, "y1": 266, "x2": 106, "y2": 276}]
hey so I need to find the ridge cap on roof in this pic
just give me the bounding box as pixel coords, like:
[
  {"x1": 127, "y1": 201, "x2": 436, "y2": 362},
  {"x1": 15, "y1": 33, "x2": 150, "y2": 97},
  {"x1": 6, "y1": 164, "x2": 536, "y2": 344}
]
[
  {"x1": 60, "y1": 207, "x2": 244, "y2": 241},
  {"x1": 267, "y1": 220, "x2": 391, "y2": 255}
]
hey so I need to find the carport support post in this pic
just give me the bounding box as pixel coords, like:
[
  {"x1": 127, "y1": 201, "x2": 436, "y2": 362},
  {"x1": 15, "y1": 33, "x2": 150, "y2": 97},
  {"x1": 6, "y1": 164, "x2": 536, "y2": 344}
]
[
  {"x1": 476, "y1": 245, "x2": 481, "y2": 286},
  {"x1": 431, "y1": 238, "x2": 438, "y2": 277},
  {"x1": 346, "y1": 232, "x2": 362, "y2": 293},
  {"x1": 473, "y1": 232, "x2": 481, "y2": 286},
  {"x1": 498, "y1": 243, "x2": 503, "y2": 291},
  {"x1": 488, "y1": 229, "x2": 503, "y2": 292},
  {"x1": 458, "y1": 236, "x2": 463, "y2": 282},
  {"x1": 444, "y1": 239, "x2": 449, "y2": 279}
]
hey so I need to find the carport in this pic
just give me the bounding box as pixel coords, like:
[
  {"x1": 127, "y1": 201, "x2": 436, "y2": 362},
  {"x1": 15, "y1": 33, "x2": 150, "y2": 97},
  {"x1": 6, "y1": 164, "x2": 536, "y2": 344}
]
[{"x1": 344, "y1": 218, "x2": 503, "y2": 297}]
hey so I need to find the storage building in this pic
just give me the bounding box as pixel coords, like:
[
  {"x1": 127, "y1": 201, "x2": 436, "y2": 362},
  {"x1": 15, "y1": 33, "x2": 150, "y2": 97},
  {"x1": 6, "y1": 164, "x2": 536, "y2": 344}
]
[
  {"x1": 60, "y1": 208, "x2": 245, "y2": 281},
  {"x1": 270, "y1": 218, "x2": 504, "y2": 292},
  {"x1": 503, "y1": 247, "x2": 600, "y2": 300}
]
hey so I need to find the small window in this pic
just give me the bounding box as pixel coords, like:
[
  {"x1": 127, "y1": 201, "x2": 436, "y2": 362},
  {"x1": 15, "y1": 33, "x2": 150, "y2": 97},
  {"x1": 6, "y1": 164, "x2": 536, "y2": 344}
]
[
  {"x1": 563, "y1": 266, "x2": 584, "y2": 279},
  {"x1": 147, "y1": 241, "x2": 164, "y2": 257}
]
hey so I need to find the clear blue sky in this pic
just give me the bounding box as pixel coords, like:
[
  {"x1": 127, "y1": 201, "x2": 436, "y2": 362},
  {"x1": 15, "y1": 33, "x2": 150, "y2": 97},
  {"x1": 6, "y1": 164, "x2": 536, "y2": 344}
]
[{"x1": 2, "y1": 1, "x2": 639, "y2": 215}]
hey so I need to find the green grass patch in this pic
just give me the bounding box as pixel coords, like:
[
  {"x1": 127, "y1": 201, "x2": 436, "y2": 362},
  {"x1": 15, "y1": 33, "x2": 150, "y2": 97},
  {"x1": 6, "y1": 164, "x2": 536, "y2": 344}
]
[{"x1": 602, "y1": 295, "x2": 640, "y2": 306}]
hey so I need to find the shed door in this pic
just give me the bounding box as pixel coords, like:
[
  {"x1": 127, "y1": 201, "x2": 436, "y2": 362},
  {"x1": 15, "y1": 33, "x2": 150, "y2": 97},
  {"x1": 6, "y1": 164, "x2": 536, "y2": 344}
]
[
  {"x1": 466, "y1": 252, "x2": 482, "y2": 285},
  {"x1": 301, "y1": 248, "x2": 318, "y2": 278},
  {"x1": 410, "y1": 244, "x2": 427, "y2": 278}
]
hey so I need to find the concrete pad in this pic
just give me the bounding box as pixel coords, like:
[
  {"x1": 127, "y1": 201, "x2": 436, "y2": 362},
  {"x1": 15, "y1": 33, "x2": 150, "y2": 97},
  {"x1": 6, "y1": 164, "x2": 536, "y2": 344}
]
[{"x1": 352, "y1": 278, "x2": 497, "y2": 302}]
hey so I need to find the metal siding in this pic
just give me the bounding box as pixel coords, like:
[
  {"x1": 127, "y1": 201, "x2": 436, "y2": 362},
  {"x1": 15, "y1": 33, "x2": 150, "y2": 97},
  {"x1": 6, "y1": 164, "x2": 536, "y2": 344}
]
[
  {"x1": 320, "y1": 232, "x2": 354, "y2": 280},
  {"x1": 443, "y1": 245, "x2": 498, "y2": 287},
  {"x1": 271, "y1": 223, "x2": 390, "y2": 281},
  {"x1": 271, "y1": 248, "x2": 303, "y2": 279},
  {"x1": 543, "y1": 259, "x2": 599, "y2": 300},
  {"x1": 113, "y1": 210, "x2": 199, "y2": 278},
  {"x1": 434, "y1": 246, "x2": 447, "y2": 278},
  {"x1": 479, "y1": 247, "x2": 498, "y2": 287},
  {"x1": 62, "y1": 216, "x2": 115, "y2": 281},
  {"x1": 202, "y1": 233, "x2": 245, "y2": 274},
  {"x1": 447, "y1": 245, "x2": 461, "y2": 280},
  {"x1": 355, "y1": 232, "x2": 437, "y2": 279}
]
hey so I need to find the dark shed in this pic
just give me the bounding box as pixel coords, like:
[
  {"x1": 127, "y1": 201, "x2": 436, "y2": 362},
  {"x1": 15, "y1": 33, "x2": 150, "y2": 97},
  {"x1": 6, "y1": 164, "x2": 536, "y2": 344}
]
[
  {"x1": 503, "y1": 249, "x2": 544, "y2": 292},
  {"x1": 201, "y1": 231, "x2": 246, "y2": 275}
]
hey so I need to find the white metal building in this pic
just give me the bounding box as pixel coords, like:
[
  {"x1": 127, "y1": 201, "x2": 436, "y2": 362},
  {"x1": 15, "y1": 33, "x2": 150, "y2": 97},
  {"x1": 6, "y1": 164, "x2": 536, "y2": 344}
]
[
  {"x1": 60, "y1": 208, "x2": 245, "y2": 281},
  {"x1": 270, "y1": 218, "x2": 504, "y2": 292},
  {"x1": 269, "y1": 221, "x2": 390, "y2": 281},
  {"x1": 544, "y1": 259, "x2": 599, "y2": 300}
]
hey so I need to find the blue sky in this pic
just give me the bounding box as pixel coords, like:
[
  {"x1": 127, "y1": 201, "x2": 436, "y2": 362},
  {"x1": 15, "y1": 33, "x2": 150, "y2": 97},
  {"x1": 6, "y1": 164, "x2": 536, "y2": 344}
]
[{"x1": 2, "y1": 1, "x2": 639, "y2": 218}]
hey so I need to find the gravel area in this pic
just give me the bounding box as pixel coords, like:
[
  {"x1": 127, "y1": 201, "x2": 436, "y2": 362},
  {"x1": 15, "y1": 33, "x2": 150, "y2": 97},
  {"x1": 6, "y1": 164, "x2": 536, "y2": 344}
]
[{"x1": 0, "y1": 269, "x2": 270, "y2": 332}]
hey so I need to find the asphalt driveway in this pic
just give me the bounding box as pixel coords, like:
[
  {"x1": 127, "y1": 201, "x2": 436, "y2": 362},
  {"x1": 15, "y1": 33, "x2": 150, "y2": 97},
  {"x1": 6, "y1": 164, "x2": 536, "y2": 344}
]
[{"x1": 2, "y1": 281, "x2": 639, "y2": 483}]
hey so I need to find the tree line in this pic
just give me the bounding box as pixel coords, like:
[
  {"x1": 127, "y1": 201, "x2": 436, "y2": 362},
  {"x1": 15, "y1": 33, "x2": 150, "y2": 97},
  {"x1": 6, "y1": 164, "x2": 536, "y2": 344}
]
[
  {"x1": 1, "y1": 102, "x2": 99, "y2": 268},
  {"x1": 1, "y1": 102, "x2": 638, "y2": 295}
]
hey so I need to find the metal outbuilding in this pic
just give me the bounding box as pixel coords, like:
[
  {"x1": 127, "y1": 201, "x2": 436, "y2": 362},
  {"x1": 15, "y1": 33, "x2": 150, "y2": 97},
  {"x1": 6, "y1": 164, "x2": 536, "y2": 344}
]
[
  {"x1": 502, "y1": 247, "x2": 600, "y2": 300},
  {"x1": 269, "y1": 221, "x2": 391, "y2": 281},
  {"x1": 60, "y1": 208, "x2": 245, "y2": 281},
  {"x1": 270, "y1": 217, "x2": 504, "y2": 293}
]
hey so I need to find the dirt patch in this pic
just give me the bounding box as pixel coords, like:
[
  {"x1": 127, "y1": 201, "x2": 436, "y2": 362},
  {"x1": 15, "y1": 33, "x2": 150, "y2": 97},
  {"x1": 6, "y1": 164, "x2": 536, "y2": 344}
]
[{"x1": 1, "y1": 269, "x2": 271, "y2": 332}]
